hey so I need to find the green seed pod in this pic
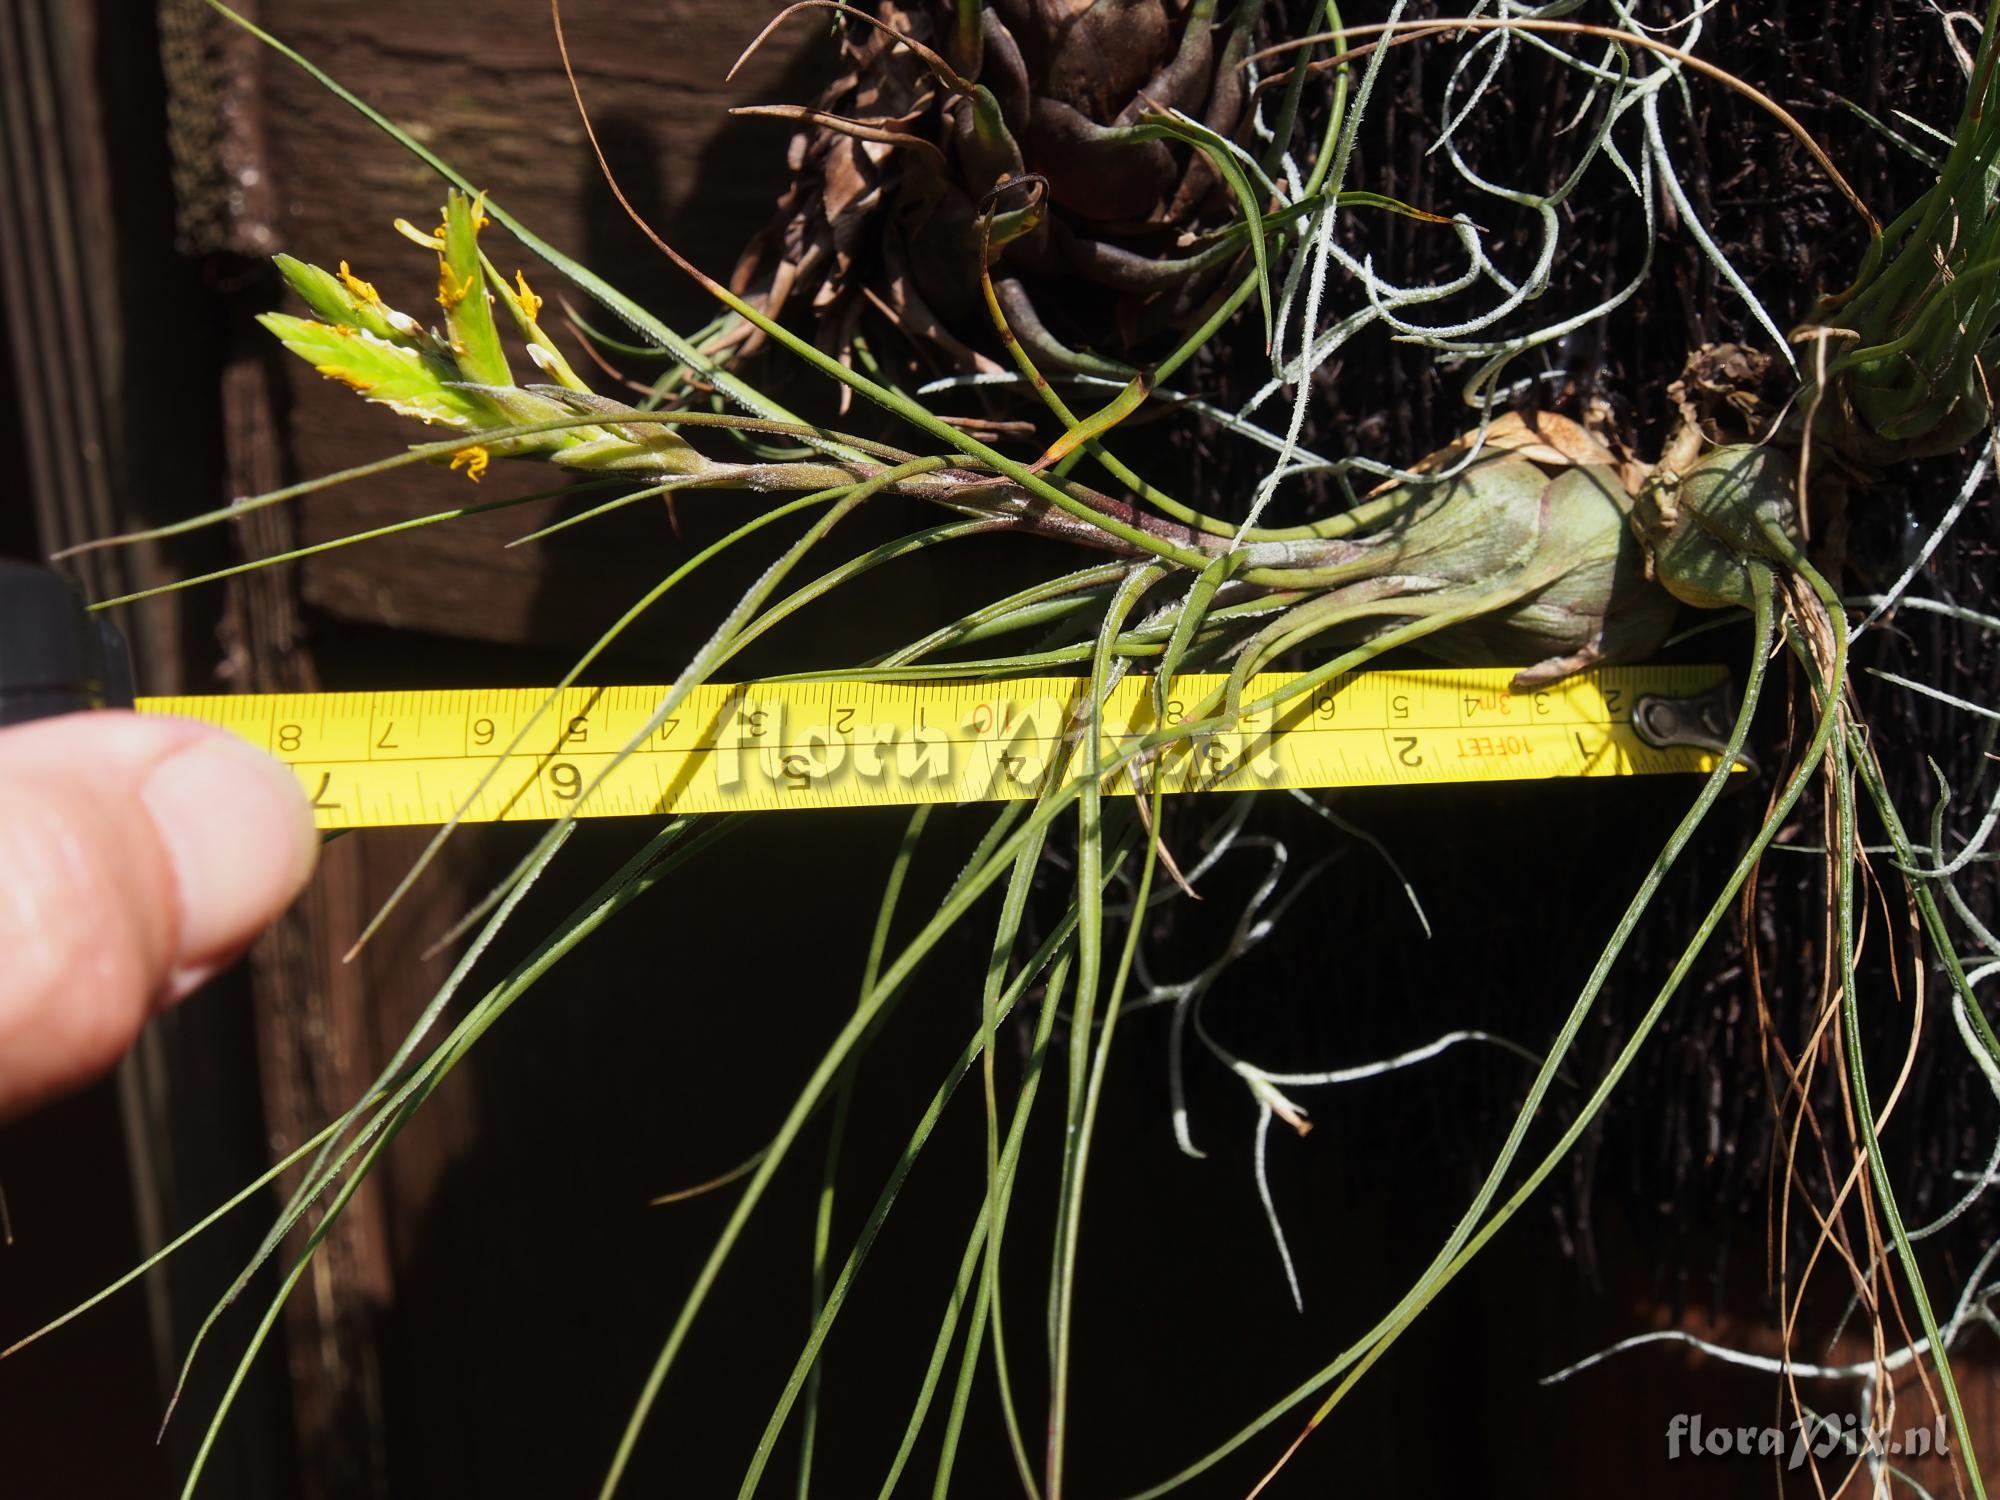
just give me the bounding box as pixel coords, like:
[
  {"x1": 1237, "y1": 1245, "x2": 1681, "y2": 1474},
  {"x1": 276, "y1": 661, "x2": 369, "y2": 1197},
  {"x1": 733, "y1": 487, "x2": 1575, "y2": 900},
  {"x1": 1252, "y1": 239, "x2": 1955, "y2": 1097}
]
[{"x1": 1631, "y1": 444, "x2": 1802, "y2": 610}]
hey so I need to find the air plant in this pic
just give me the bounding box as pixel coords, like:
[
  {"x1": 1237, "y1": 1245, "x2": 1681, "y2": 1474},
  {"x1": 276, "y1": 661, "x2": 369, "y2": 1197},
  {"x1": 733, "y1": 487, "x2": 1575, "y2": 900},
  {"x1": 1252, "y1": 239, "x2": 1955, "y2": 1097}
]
[
  {"x1": 1798, "y1": 14, "x2": 2000, "y2": 472},
  {"x1": 729, "y1": 0, "x2": 1287, "y2": 375},
  {"x1": 264, "y1": 201, "x2": 1678, "y2": 689},
  {"x1": 11, "y1": 2, "x2": 2000, "y2": 1498}
]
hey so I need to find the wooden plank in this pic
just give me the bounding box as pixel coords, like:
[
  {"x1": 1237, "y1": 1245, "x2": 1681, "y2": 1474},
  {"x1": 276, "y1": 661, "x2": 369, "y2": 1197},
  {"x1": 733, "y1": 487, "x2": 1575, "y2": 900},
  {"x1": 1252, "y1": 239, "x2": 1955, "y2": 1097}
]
[
  {"x1": 176, "y1": 9, "x2": 826, "y2": 1491},
  {"x1": 179, "y1": 8, "x2": 508, "y2": 1491},
  {"x1": 2, "y1": 1, "x2": 305, "y2": 1492},
  {"x1": 248, "y1": 0, "x2": 821, "y2": 646}
]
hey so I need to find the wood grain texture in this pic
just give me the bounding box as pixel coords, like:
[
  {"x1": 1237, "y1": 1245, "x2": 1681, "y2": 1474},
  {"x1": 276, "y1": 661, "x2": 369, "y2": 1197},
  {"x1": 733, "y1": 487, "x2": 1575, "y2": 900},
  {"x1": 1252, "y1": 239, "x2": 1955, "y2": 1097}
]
[
  {"x1": 194, "y1": 6, "x2": 825, "y2": 1489},
  {"x1": 252, "y1": 0, "x2": 821, "y2": 646}
]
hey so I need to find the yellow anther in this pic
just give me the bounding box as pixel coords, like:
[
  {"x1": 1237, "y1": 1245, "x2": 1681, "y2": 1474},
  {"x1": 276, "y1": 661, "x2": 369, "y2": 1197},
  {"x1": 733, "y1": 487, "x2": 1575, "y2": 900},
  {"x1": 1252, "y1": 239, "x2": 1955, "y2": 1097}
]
[
  {"x1": 437, "y1": 263, "x2": 478, "y2": 311},
  {"x1": 337, "y1": 261, "x2": 382, "y2": 305},
  {"x1": 513, "y1": 270, "x2": 543, "y2": 322},
  {"x1": 449, "y1": 444, "x2": 490, "y2": 482}
]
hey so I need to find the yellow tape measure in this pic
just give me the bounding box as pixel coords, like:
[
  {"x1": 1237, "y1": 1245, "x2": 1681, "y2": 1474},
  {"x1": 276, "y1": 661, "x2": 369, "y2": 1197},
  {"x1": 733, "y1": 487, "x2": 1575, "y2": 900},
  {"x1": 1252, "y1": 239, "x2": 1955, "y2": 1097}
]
[{"x1": 133, "y1": 665, "x2": 1738, "y2": 830}]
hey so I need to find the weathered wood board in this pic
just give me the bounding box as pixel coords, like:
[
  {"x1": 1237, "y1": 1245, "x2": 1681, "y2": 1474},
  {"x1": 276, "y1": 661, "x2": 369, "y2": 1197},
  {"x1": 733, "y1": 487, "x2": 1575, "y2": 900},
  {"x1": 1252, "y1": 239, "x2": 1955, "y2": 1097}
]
[{"x1": 254, "y1": 1, "x2": 822, "y2": 646}]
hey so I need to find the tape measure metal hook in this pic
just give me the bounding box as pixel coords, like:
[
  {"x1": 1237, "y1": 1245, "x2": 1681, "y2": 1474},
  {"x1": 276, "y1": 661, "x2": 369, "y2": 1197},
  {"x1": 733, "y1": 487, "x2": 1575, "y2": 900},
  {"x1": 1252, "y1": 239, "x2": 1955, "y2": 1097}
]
[{"x1": 1632, "y1": 679, "x2": 1758, "y2": 777}]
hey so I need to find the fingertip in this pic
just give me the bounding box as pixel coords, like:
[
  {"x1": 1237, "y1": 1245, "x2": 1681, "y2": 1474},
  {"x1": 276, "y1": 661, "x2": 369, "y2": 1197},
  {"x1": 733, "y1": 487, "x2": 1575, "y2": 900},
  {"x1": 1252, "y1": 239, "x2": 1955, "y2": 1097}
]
[
  {"x1": 0, "y1": 714, "x2": 318, "y2": 1117},
  {"x1": 138, "y1": 730, "x2": 318, "y2": 993},
  {"x1": 0, "y1": 772, "x2": 167, "y2": 1117}
]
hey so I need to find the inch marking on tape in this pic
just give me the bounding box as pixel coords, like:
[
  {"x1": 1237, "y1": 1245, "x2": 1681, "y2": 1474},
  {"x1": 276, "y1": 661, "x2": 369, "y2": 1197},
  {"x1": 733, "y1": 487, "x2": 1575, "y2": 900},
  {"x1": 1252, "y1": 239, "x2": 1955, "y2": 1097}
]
[{"x1": 134, "y1": 665, "x2": 1735, "y2": 830}]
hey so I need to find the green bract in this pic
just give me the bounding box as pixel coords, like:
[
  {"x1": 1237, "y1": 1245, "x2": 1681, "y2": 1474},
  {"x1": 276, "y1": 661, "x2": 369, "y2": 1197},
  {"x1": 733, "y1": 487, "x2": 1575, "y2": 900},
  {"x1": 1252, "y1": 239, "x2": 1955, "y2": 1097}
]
[
  {"x1": 261, "y1": 191, "x2": 709, "y2": 480},
  {"x1": 1427, "y1": 461, "x2": 1675, "y2": 685},
  {"x1": 1237, "y1": 438, "x2": 1676, "y2": 690},
  {"x1": 1632, "y1": 443, "x2": 1803, "y2": 611}
]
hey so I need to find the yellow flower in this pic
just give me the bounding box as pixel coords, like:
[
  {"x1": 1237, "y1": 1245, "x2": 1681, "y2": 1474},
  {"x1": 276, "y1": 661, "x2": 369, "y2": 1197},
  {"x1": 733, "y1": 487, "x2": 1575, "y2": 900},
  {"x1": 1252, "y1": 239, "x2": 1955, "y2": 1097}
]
[
  {"x1": 437, "y1": 262, "x2": 478, "y2": 311},
  {"x1": 449, "y1": 443, "x2": 490, "y2": 482},
  {"x1": 393, "y1": 217, "x2": 445, "y2": 251},
  {"x1": 336, "y1": 261, "x2": 382, "y2": 305},
  {"x1": 513, "y1": 270, "x2": 543, "y2": 323}
]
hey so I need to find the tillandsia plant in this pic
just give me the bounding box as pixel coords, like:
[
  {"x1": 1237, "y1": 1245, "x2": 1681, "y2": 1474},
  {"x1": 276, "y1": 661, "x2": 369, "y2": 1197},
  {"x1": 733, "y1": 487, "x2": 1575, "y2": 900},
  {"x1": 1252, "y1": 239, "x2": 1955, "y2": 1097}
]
[
  {"x1": 12, "y1": 1, "x2": 2000, "y2": 1498},
  {"x1": 261, "y1": 200, "x2": 1677, "y2": 690},
  {"x1": 725, "y1": 0, "x2": 1291, "y2": 376},
  {"x1": 1797, "y1": 18, "x2": 2000, "y2": 473}
]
